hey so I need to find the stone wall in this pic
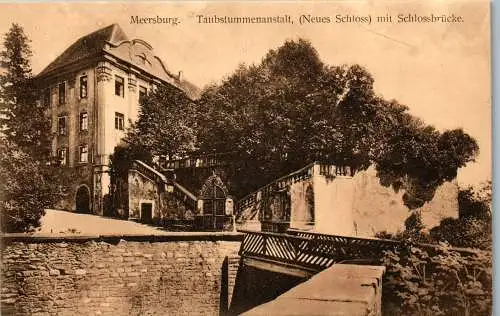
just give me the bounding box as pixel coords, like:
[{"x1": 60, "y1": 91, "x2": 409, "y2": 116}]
[
  {"x1": 1, "y1": 234, "x2": 242, "y2": 316},
  {"x1": 128, "y1": 169, "x2": 161, "y2": 220},
  {"x1": 313, "y1": 171, "x2": 356, "y2": 236},
  {"x1": 55, "y1": 165, "x2": 94, "y2": 212},
  {"x1": 352, "y1": 167, "x2": 459, "y2": 236},
  {"x1": 289, "y1": 179, "x2": 314, "y2": 230}
]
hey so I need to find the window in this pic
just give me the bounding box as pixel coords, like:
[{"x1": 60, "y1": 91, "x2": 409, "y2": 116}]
[
  {"x1": 139, "y1": 86, "x2": 147, "y2": 102},
  {"x1": 115, "y1": 112, "x2": 124, "y2": 130},
  {"x1": 80, "y1": 76, "x2": 88, "y2": 99},
  {"x1": 79, "y1": 112, "x2": 88, "y2": 131},
  {"x1": 58, "y1": 116, "x2": 67, "y2": 135},
  {"x1": 57, "y1": 148, "x2": 67, "y2": 166},
  {"x1": 43, "y1": 88, "x2": 51, "y2": 106},
  {"x1": 115, "y1": 76, "x2": 124, "y2": 97},
  {"x1": 137, "y1": 53, "x2": 147, "y2": 65},
  {"x1": 58, "y1": 82, "x2": 65, "y2": 105},
  {"x1": 79, "y1": 145, "x2": 88, "y2": 163}
]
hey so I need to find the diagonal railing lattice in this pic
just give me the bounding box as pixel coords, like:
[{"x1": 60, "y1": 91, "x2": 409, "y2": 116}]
[
  {"x1": 238, "y1": 229, "x2": 481, "y2": 273},
  {"x1": 238, "y1": 229, "x2": 400, "y2": 272}
]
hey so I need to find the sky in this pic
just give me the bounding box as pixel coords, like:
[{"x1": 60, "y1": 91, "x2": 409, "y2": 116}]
[{"x1": 0, "y1": 1, "x2": 491, "y2": 186}]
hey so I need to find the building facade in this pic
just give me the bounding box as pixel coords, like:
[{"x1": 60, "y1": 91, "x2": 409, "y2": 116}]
[{"x1": 35, "y1": 24, "x2": 198, "y2": 215}]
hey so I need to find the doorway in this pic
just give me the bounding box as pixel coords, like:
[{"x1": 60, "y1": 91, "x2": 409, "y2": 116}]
[
  {"x1": 140, "y1": 202, "x2": 153, "y2": 223},
  {"x1": 75, "y1": 185, "x2": 91, "y2": 213}
]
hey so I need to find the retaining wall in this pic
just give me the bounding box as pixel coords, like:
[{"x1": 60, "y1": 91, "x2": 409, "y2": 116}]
[{"x1": 1, "y1": 233, "x2": 242, "y2": 316}]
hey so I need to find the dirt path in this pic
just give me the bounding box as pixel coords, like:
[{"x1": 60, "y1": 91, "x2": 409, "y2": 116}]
[{"x1": 36, "y1": 209, "x2": 172, "y2": 235}]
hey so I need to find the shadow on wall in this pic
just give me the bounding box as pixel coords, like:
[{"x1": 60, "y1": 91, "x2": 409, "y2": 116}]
[
  {"x1": 220, "y1": 257, "x2": 229, "y2": 316},
  {"x1": 225, "y1": 261, "x2": 305, "y2": 316}
]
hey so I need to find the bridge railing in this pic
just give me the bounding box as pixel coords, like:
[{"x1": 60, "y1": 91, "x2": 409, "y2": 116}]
[
  {"x1": 238, "y1": 229, "x2": 310, "y2": 267},
  {"x1": 286, "y1": 229, "x2": 401, "y2": 248},
  {"x1": 286, "y1": 229, "x2": 402, "y2": 262},
  {"x1": 238, "y1": 230, "x2": 402, "y2": 271},
  {"x1": 286, "y1": 229, "x2": 481, "y2": 261},
  {"x1": 287, "y1": 229, "x2": 485, "y2": 257}
]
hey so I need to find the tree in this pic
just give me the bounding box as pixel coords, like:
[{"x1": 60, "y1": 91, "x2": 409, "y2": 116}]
[
  {"x1": 125, "y1": 83, "x2": 198, "y2": 159},
  {"x1": 0, "y1": 23, "x2": 51, "y2": 159},
  {"x1": 196, "y1": 40, "x2": 359, "y2": 195},
  {"x1": 374, "y1": 126, "x2": 478, "y2": 209},
  {"x1": 196, "y1": 39, "x2": 479, "y2": 203},
  {"x1": 0, "y1": 24, "x2": 66, "y2": 232},
  {"x1": 0, "y1": 139, "x2": 66, "y2": 232},
  {"x1": 458, "y1": 181, "x2": 491, "y2": 220},
  {"x1": 123, "y1": 38, "x2": 479, "y2": 213}
]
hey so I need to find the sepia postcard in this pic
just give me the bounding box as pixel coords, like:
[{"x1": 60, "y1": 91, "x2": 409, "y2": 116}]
[{"x1": 0, "y1": 1, "x2": 492, "y2": 315}]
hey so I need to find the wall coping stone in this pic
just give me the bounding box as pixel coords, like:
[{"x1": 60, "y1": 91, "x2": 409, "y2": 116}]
[
  {"x1": 242, "y1": 264, "x2": 385, "y2": 316},
  {"x1": 1, "y1": 232, "x2": 244, "y2": 244}
]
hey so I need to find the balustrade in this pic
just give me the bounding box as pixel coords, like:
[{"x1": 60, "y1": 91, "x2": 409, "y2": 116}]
[
  {"x1": 319, "y1": 164, "x2": 351, "y2": 177},
  {"x1": 132, "y1": 160, "x2": 198, "y2": 211},
  {"x1": 159, "y1": 153, "x2": 229, "y2": 170},
  {"x1": 236, "y1": 164, "x2": 315, "y2": 212},
  {"x1": 131, "y1": 160, "x2": 168, "y2": 184},
  {"x1": 172, "y1": 182, "x2": 197, "y2": 211}
]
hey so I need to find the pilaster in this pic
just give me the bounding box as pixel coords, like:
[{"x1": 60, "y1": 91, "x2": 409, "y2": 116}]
[
  {"x1": 94, "y1": 61, "x2": 112, "y2": 215},
  {"x1": 128, "y1": 75, "x2": 137, "y2": 93}
]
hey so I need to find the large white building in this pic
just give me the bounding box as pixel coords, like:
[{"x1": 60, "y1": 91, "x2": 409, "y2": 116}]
[{"x1": 35, "y1": 23, "x2": 199, "y2": 215}]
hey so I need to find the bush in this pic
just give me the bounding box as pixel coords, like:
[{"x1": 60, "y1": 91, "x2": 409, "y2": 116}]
[
  {"x1": 458, "y1": 185, "x2": 491, "y2": 221},
  {"x1": 430, "y1": 217, "x2": 492, "y2": 251},
  {"x1": 429, "y1": 183, "x2": 492, "y2": 250},
  {"x1": 375, "y1": 211, "x2": 434, "y2": 244},
  {"x1": 381, "y1": 245, "x2": 492, "y2": 316}
]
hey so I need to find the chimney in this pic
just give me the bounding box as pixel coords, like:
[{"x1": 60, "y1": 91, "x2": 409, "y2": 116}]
[{"x1": 178, "y1": 71, "x2": 183, "y2": 81}]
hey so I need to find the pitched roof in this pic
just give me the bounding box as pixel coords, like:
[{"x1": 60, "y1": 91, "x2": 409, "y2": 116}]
[
  {"x1": 38, "y1": 23, "x2": 128, "y2": 77},
  {"x1": 37, "y1": 23, "x2": 200, "y2": 99}
]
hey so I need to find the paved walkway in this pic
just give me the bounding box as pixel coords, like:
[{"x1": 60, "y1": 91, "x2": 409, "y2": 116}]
[
  {"x1": 242, "y1": 264, "x2": 386, "y2": 316},
  {"x1": 36, "y1": 209, "x2": 174, "y2": 235}
]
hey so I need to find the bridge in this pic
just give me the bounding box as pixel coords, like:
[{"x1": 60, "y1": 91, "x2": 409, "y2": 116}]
[
  {"x1": 232, "y1": 230, "x2": 402, "y2": 315},
  {"x1": 235, "y1": 230, "x2": 482, "y2": 315},
  {"x1": 237, "y1": 229, "x2": 401, "y2": 278},
  {"x1": 237, "y1": 229, "x2": 477, "y2": 277}
]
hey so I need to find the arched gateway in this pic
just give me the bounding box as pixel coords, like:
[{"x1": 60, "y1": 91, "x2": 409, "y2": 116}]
[
  {"x1": 75, "y1": 185, "x2": 91, "y2": 213},
  {"x1": 200, "y1": 174, "x2": 230, "y2": 230}
]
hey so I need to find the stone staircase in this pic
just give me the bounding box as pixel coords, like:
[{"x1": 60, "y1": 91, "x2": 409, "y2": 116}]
[
  {"x1": 235, "y1": 163, "x2": 351, "y2": 225},
  {"x1": 132, "y1": 158, "x2": 352, "y2": 231},
  {"x1": 131, "y1": 160, "x2": 198, "y2": 212}
]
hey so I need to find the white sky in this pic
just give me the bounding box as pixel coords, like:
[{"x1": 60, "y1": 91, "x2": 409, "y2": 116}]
[{"x1": 0, "y1": 1, "x2": 491, "y2": 186}]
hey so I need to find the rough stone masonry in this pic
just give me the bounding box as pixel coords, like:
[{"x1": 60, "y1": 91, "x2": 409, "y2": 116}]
[{"x1": 1, "y1": 234, "x2": 242, "y2": 316}]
